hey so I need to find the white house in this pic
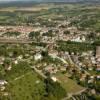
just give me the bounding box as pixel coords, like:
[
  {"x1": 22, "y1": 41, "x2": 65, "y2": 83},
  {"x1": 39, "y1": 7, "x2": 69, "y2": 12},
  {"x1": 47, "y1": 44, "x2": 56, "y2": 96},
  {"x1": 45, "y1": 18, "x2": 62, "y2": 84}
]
[
  {"x1": 51, "y1": 76, "x2": 58, "y2": 82},
  {"x1": 34, "y1": 53, "x2": 42, "y2": 61},
  {"x1": 0, "y1": 80, "x2": 7, "y2": 86}
]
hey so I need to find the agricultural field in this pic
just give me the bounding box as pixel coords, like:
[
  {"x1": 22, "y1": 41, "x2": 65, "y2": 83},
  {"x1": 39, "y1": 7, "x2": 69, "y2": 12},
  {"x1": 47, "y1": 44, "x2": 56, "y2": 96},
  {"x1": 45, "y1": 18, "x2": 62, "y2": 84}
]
[
  {"x1": 55, "y1": 73, "x2": 84, "y2": 94},
  {"x1": 0, "y1": 3, "x2": 99, "y2": 32}
]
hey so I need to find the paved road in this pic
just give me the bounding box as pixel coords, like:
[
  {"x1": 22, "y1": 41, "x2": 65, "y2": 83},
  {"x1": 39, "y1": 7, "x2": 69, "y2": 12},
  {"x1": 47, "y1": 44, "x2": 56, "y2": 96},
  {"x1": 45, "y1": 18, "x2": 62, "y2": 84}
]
[{"x1": 67, "y1": 54, "x2": 90, "y2": 75}]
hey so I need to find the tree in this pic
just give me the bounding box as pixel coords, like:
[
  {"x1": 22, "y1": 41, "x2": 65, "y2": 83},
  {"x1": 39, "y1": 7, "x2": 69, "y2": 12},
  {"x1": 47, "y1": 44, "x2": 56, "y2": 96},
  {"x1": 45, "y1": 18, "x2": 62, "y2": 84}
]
[
  {"x1": 0, "y1": 65, "x2": 5, "y2": 78},
  {"x1": 87, "y1": 32, "x2": 96, "y2": 40},
  {"x1": 3, "y1": 31, "x2": 21, "y2": 37},
  {"x1": 95, "y1": 81, "x2": 100, "y2": 93},
  {"x1": 29, "y1": 31, "x2": 40, "y2": 39},
  {"x1": 44, "y1": 78, "x2": 67, "y2": 100},
  {"x1": 42, "y1": 31, "x2": 54, "y2": 37},
  {"x1": 63, "y1": 30, "x2": 70, "y2": 35}
]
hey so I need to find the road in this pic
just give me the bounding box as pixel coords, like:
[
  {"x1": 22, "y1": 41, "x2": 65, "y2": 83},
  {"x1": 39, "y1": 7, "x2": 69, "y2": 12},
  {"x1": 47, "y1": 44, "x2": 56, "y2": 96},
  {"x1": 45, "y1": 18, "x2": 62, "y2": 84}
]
[
  {"x1": 67, "y1": 54, "x2": 90, "y2": 75},
  {"x1": 49, "y1": 54, "x2": 89, "y2": 74},
  {"x1": 49, "y1": 54, "x2": 68, "y2": 64},
  {"x1": 31, "y1": 66, "x2": 47, "y2": 79}
]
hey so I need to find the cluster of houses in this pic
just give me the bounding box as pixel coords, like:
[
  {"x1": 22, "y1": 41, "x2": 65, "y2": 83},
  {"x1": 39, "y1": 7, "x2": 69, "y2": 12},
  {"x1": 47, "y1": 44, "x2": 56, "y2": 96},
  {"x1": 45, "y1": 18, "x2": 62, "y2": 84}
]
[
  {"x1": 33, "y1": 44, "x2": 100, "y2": 86},
  {"x1": 0, "y1": 21, "x2": 91, "y2": 44},
  {"x1": 0, "y1": 18, "x2": 99, "y2": 97}
]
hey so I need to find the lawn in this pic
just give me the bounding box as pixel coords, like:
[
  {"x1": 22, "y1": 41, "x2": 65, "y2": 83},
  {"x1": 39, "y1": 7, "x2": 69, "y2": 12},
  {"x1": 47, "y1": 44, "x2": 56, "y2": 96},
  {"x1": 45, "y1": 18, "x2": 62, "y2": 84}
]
[
  {"x1": 6, "y1": 71, "x2": 45, "y2": 100},
  {"x1": 4, "y1": 61, "x2": 31, "y2": 81},
  {"x1": 55, "y1": 73, "x2": 84, "y2": 94},
  {"x1": 88, "y1": 70, "x2": 99, "y2": 75}
]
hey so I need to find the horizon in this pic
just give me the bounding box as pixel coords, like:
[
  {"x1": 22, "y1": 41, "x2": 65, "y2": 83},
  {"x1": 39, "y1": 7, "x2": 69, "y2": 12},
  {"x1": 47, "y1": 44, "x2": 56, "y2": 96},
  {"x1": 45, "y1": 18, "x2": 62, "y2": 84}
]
[{"x1": 0, "y1": 0, "x2": 100, "y2": 3}]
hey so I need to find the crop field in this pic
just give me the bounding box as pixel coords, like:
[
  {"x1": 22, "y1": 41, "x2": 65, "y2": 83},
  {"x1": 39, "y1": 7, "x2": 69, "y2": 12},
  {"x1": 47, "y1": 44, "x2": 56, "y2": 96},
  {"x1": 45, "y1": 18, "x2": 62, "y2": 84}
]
[
  {"x1": 0, "y1": 3, "x2": 99, "y2": 32},
  {"x1": 55, "y1": 73, "x2": 84, "y2": 94}
]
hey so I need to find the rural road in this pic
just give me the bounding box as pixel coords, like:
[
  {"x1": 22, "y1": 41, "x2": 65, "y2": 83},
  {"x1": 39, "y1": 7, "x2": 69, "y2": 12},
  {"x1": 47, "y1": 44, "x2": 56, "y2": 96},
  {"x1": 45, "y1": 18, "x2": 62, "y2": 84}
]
[{"x1": 31, "y1": 66, "x2": 47, "y2": 79}]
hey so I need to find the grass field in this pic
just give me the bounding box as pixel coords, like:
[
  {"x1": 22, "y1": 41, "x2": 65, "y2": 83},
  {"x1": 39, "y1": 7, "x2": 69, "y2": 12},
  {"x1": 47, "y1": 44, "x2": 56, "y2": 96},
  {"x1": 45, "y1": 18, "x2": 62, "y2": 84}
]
[
  {"x1": 7, "y1": 71, "x2": 45, "y2": 100},
  {"x1": 55, "y1": 73, "x2": 84, "y2": 94},
  {"x1": 3, "y1": 61, "x2": 31, "y2": 81}
]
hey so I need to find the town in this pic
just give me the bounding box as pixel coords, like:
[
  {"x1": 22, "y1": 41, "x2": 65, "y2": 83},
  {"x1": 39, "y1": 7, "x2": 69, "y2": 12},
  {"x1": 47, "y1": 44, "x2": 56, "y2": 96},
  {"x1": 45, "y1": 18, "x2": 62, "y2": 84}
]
[{"x1": 0, "y1": 1, "x2": 100, "y2": 100}]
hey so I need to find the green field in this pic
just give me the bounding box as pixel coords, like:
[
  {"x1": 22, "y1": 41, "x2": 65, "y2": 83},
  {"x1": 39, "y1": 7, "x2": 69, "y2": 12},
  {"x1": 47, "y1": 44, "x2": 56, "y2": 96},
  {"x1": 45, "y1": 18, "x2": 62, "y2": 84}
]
[
  {"x1": 55, "y1": 73, "x2": 84, "y2": 94},
  {"x1": 0, "y1": 3, "x2": 100, "y2": 32},
  {"x1": 6, "y1": 71, "x2": 45, "y2": 100}
]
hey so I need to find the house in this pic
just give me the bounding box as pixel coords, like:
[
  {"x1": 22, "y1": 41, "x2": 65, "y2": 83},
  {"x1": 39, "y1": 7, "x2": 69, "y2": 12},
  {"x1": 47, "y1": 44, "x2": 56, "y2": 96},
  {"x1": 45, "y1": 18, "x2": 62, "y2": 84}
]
[
  {"x1": 60, "y1": 67, "x2": 66, "y2": 72},
  {"x1": 96, "y1": 62, "x2": 100, "y2": 71},
  {"x1": 0, "y1": 86, "x2": 5, "y2": 91},
  {"x1": 96, "y1": 46, "x2": 100, "y2": 58},
  {"x1": 97, "y1": 75, "x2": 100, "y2": 79},
  {"x1": 71, "y1": 36, "x2": 82, "y2": 42},
  {"x1": 49, "y1": 50, "x2": 58, "y2": 57},
  {"x1": 81, "y1": 35, "x2": 86, "y2": 42},
  {"x1": 0, "y1": 57, "x2": 5, "y2": 64},
  {"x1": 91, "y1": 89, "x2": 96, "y2": 95},
  {"x1": 91, "y1": 57, "x2": 96, "y2": 64},
  {"x1": 34, "y1": 53, "x2": 42, "y2": 61},
  {"x1": 14, "y1": 60, "x2": 18, "y2": 64},
  {"x1": 17, "y1": 55, "x2": 23, "y2": 60},
  {"x1": 88, "y1": 79, "x2": 93, "y2": 84},
  {"x1": 44, "y1": 66, "x2": 58, "y2": 74},
  {"x1": 7, "y1": 65, "x2": 12, "y2": 71},
  {"x1": 51, "y1": 76, "x2": 58, "y2": 82},
  {"x1": 0, "y1": 80, "x2": 7, "y2": 86}
]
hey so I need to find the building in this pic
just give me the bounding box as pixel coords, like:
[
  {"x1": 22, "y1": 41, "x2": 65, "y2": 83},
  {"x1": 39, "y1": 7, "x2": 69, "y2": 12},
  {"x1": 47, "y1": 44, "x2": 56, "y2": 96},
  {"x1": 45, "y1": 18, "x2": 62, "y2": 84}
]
[
  {"x1": 34, "y1": 53, "x2": 42, "y2": 61},
  {"x1": 96, "y1": 46, "x2": 100, "y2": 58},
  {"x1": 0, "y1": 80, "x2": 7, "y2": 86},
  {"x1": 96, "y1": 46, "x2": 100, "y2": 71},
  {"x1": 51, "y1": 76, "x2": 58, "y2": 82}
]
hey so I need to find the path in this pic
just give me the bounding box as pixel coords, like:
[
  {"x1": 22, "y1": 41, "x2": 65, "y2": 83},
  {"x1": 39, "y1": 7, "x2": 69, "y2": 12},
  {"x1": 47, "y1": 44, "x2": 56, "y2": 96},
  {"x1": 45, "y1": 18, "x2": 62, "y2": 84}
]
[
  {"x1": 67, "y1": 54, "x2": 90, "y2": 75},
  {"x1": 31, "y1": 66, "x2": 47, "y2": 79},
  {"x1": 9, "y1": 71, "x2": 31, "y2": 83}
]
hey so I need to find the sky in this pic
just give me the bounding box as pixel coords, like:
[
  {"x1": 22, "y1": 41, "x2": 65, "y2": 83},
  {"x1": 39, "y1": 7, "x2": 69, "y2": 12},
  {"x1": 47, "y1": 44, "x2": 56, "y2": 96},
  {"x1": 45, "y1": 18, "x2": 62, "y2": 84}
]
[{"x1": 0, "y1": 0, "x2": 41, "y2": 2}]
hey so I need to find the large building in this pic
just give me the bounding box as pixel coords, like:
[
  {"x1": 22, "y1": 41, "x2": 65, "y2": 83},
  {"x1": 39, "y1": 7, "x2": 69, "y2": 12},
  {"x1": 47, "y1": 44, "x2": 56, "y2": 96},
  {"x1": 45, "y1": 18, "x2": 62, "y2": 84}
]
[
  {"x1": 96, "y1": 46, "x2": 100, "y2": 71},
  {"x1": 96, "y1": 46, "x2": 100, "y2": 58}
]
